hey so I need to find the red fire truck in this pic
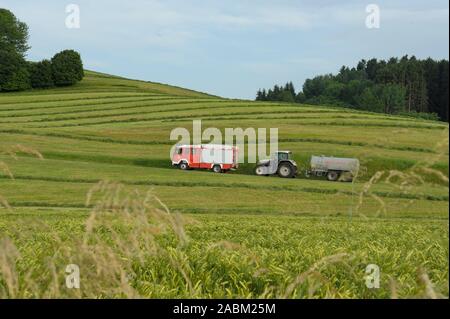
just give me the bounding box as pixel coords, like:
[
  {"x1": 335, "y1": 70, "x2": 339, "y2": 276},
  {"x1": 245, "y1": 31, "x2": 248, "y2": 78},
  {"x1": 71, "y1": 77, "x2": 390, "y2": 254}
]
[{"x1": 172, "y1": 144, "x2": 239, "y2": 173}]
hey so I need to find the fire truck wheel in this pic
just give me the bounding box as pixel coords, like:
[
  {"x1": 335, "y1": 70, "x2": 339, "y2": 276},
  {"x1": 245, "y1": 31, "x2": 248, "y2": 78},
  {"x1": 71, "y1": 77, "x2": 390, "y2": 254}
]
[
  {"x1": 212, "y1": 165, "x2": 222, "y2": 173},
  {"x1": 179, "y1": 162, "x2": 189, "y2": 170}
]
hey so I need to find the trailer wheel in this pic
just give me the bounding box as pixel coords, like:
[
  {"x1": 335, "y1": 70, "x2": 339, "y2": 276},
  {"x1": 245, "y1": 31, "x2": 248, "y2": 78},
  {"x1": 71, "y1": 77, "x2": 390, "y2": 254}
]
[
  {"x1": 277, "y1": 163, "x2": 294, "y2": 178},
  {"x1": 340, "y1": 171, "x2": 354, "y2": 182},
  {"x1": 179, "y1": 162, "x2": 189, "y2": 170},
  {"x1": 212, "y1": 165, "x2": 222, "y2": 173},
  {"x1": 327, "y1": 171, "x2": 340, "y2": 181}
]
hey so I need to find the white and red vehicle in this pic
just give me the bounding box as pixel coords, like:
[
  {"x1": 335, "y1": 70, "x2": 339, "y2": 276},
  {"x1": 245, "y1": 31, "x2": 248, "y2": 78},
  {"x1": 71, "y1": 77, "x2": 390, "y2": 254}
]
[{"x1": 172, "y1": 144, "x2": 239, "y2": 173}]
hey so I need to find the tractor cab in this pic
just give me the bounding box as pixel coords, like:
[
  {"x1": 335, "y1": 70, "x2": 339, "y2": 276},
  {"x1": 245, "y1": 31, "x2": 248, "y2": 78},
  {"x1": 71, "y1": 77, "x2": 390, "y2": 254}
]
[{"x1": 275, "y1": 151, "x2": 292, "y2": 161}]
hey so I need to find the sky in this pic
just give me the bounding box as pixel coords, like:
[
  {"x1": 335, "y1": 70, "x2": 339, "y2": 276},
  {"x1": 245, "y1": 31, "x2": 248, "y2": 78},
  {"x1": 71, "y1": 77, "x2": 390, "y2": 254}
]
[{"x1": 1, "y1": 0, "x2": 449, "y2": 99}]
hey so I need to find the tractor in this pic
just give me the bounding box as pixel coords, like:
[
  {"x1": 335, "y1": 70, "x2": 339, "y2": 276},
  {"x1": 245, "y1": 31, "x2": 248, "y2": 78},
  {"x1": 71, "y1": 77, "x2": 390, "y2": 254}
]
[{"x1": 254, "y1": 151, "x2": 297, "y2": 178}]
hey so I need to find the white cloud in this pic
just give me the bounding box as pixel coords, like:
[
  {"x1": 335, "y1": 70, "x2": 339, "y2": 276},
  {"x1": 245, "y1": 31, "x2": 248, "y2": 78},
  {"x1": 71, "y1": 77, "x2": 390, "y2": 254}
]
[
  {"x1": 143, "y1": 30, "x2": 195, "y2": 47},
  {"x1": 209, "y1": 7, "x2": 313, "y2": 29},
  {"x1": 110, "y1": 1, "x2": 315, "y2": 31},
  {"x1": 382, "y1": 7, "x2": 449, "y2": 22}
]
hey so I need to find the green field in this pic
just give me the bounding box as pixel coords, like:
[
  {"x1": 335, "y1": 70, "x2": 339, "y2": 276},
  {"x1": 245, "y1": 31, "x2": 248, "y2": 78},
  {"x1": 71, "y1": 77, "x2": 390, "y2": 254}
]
[{"x1": 0, "y1": 71, "x2": 448, "y2": 298}]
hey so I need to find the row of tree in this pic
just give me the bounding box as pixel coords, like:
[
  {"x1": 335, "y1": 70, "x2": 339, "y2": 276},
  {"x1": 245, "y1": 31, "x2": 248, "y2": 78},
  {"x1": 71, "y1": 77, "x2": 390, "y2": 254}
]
[
  {"x1": 0, "y1": 9, "x2": 84, "y2": 92},
  {"x1": 256, "y1": 56, "x2": 449, "y2": 122}
]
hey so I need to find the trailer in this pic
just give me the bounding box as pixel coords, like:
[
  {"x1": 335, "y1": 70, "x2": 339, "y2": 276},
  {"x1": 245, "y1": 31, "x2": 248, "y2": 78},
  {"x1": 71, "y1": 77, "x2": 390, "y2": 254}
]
[
  {"x1": 306, "y1": 155, "x2": 360, "y2": 182},
  {"x1": 172, "y1": 144, "x2": 238, "y2": 173}
]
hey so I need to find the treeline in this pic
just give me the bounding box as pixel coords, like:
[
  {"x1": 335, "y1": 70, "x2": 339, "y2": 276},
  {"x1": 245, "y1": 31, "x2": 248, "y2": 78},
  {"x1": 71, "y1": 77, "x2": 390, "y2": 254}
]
[
  {"x1": 0, "y1": 9, "x2": 84, "y2": 92},
  {"x1": 256, "y1": 56, "x2": 449, "y2": 122}
]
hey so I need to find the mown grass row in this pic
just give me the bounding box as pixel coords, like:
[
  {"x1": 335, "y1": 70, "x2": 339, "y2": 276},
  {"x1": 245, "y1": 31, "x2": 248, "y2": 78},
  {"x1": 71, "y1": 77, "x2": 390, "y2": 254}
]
[
  {"x1": 0, "y1": 95, "x2": 170, "y2": 112},
  {"x1": 0, "y1": 85, "x2": 140, "y2": 95},
  {"x1": 280, "y1": 138, "x2": 439, "y2": 154},
  {"x1": 0, "y1": 100, "x2": 226, "y2": 123},
  {"x1": 203, "y1": 118, "x2": 447, "y2": 130},
  {"x1": 0, "y1": 104, "x2": 330, "y2": 124},
  {"x1": 0, "y1": 96, "x2": 197, "y2": 118},
  {"x1": 5, "y1": 202, "x2": 449, "y2": 222},
  {"x1": 0, "y1": 95, "x2": 199, "y2": 113},
  {"x1": 167, "y1": 116, "x2": 447, "y2": 129},
  {"x1": 0, "y1": 98, "x2": 288, "y2": 118},
  {"x1": 192, "y1": 115, "x2": 447, "y2": 129},
  {"x1": 0, "y1": 92, "x2": 165, "y2": 106},
  {"x1": 0, "y1": 129, "x2": 439, "y2": 154},
  {"x1": 27, "y1": 111, "x2": 447, "y2": 129},
  {"x1": 1, "y1": 173, "x2": 447, "y2": 202},
  {"x1": 164, "y1": 112, "x2": 432, "y2": 124},
  {"x1": 11, "y1": 111, "x2": 394, "y2": 125}
]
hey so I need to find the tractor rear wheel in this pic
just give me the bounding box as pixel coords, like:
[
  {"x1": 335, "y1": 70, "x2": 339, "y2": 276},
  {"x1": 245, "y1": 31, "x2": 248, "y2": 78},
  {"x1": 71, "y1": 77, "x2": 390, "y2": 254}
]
[
  {"x1": 179, "y1": 162, "x2": 189, "y2": 170},
  {"x1": 327, "y1": 171, "x2": 340, "y2": 181},
  {"x1": 277, "y1": 163, "x2": 294, "y2": 178},
  {"x1": 212, "y1": 165, "x2": 222, "y2": 173}
]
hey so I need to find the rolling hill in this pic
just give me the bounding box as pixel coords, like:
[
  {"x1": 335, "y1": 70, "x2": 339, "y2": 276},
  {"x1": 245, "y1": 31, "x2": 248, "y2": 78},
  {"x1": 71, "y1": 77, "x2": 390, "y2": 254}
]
[{"x1": 0, "y1": 71, "x2": 448, "y2": 298}]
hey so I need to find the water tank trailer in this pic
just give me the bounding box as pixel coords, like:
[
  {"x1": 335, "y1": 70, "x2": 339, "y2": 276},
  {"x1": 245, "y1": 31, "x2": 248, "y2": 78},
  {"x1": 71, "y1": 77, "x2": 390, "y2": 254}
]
[{"x1": 306, "y1": 155, "x2": 360, "y2": 182}]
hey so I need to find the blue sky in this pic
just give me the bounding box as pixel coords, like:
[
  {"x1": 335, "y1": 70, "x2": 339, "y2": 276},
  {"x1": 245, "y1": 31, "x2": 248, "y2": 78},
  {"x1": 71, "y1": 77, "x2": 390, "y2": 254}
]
[{"x1": 2, "y1": 0, "x2": 449, "y2": 99}]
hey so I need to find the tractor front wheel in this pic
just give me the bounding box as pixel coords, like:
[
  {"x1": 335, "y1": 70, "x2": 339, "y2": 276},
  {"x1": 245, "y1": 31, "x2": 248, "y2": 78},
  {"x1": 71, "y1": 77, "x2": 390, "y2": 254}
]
[{"x1": 255, "y1": 166, "x2": 265, "y2": 176}]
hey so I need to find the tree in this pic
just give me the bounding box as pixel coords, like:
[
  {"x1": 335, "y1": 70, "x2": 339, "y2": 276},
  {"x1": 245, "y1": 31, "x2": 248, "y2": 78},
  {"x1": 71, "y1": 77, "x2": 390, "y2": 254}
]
[
  {"x1": 0, "y1": 49, "x2": 30, "y2": 91},
  {"x1": 285, "y1": 82, "x2": 296, "y2": 97},
  {"x1": 438, "y1": 60, "x2": 449, "y2": 121},
  {"x1": 0, "y1": 9, "x2": 31, "y2": 91},
  {"x1": 341, "y1": 80, "x2": 371, "y2": 105},
  {"x1": 256, "y1": 89, "x2": 268, "y2": 101},
  {"x1": 279, "y1": 90, "x2": 295, "y2": 103},
  {"x1": 272, "y1": 85, "x2": 282, "y2": 100},
  {"x1": 261, "y1": 89, "x2": 267, "y2": 101},
  {"x1": 29, "y1": 60, "x2": 54, "y2": 88},
  {"x1": 365, "y1": 58, "x2": 379, "y2": 81},
  {"x1": 356, "y1": 87, "x2": 383, "y2": 112},
  {"x1": 323, "y1": 81, "x2": 345, "y2": 100},
  {"x1": 1, "y1": 66, "x2": 30, "y2": 91},
  {"x1": 423, "y1": 58, "x2": 440, "y2": 115},
  {"x1": 51, "y1": 50, "x2": 84, "y2": 86},
  {"x1": 0, "y1": 9, "x2": 30, "y2": 56},
  {"x1": 379, "y1": 84, "x2": 406, "y2": 114},
  {"x1": 303, "y1": 75, "x2": 333, "y2": 99},
  {"x1": 357, "y1": 59, "x2": 367, "y2": 72}
]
